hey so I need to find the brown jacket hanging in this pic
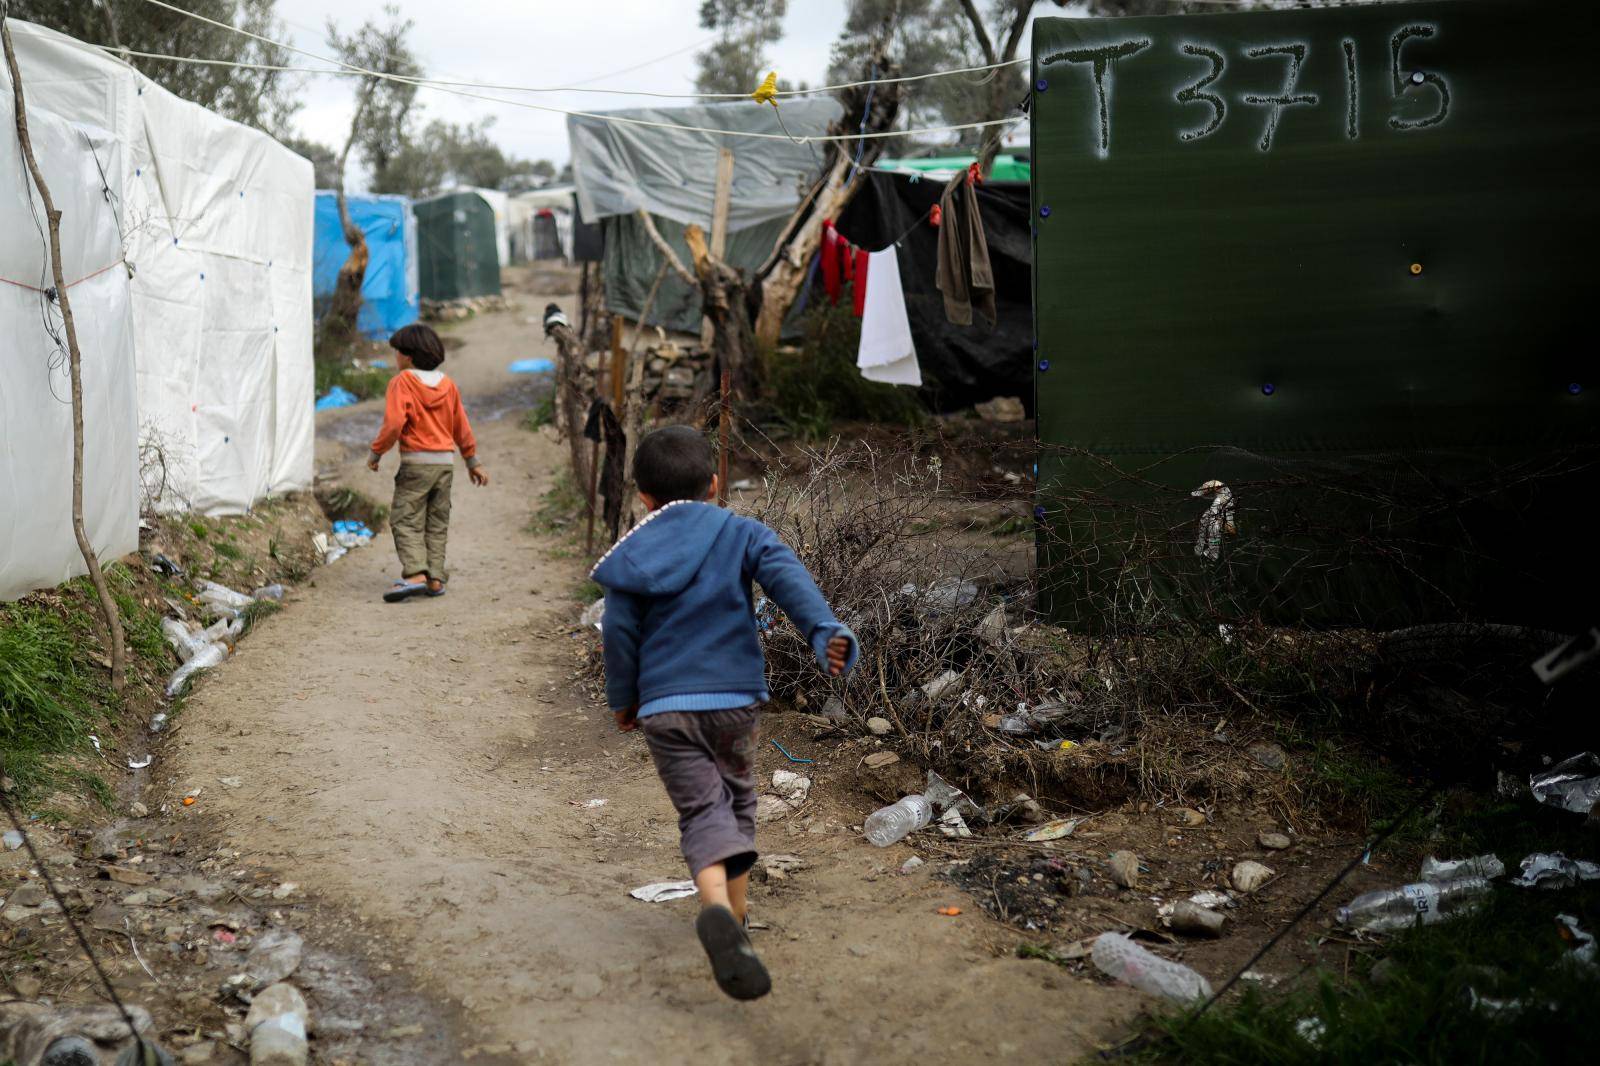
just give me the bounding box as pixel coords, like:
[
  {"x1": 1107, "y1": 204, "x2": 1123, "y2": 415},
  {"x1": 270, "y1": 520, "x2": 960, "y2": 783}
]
[{"x1": 935, "y1": 170, "x2": 996, "y2": 328}]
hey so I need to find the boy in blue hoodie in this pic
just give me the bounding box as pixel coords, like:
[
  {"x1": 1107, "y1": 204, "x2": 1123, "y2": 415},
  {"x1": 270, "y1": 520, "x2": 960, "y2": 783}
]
[{"x1": 591, "y1": 426, "x2": 857, "y2": 1001}]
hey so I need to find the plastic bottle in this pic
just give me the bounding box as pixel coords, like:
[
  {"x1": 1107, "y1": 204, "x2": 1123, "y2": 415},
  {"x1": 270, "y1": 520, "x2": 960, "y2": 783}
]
[
  {"x1": 165, "y1": 642, "x2": 228, "y2": 696},
  {"x1": 1091, "y1": 931, "x2": 1213, "y2": 1003},
  {"x1": 1336, "y1": 875, "x2": 1491, "y2": 933},
  {"x1": 161, "y1": 618, "x2": 208, "y2": 662},
  {"x1": 863, "y1": 794, "x2": 934, "y2": 846}
]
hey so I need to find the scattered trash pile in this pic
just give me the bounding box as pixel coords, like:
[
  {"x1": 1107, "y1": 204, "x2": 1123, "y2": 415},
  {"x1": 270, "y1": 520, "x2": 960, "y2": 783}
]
[
  {"x1": 423, "y1": 294, "x2": 508, "y2": 322},
  {"x1": 160, "y1": 581, "x2": 284, "y2": 699},
  {"x1": 315, "y1": 521, "x2": 375, "y2": 566},
  {"x1": 0, "y1": 819, "x2": 405, "y2": 1066}
]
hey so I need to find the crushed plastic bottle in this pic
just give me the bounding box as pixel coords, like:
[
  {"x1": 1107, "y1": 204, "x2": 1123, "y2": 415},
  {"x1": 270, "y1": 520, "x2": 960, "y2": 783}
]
[
  {"x1": 1530, "y1": 752, "x2": 1600, "y2": 815},
  {"x1": 196, "y1": 579, "x2": 254, "y2": 617},
  {"x1": 1420, "y1": 854, "x2": 1505, "y2": 881},
  {"x1": 165, "y1": 642, "x2": 228, "y2": 696},
  {"x1": 1091, "y1": 932, "x2": 1213, "y2": 1003},
  {"x1": 252, "y1": 584, "x2": 286, "y2": 601},
  {"x1": 1337, "y1": 875, "x2": 1492, "y2": 933},
  {"x1": 161, "y1": 618, "x2": 209, "y2": 662},
  {"x1": 863, "y1": 794, "x2": 933, "y2": 847}
]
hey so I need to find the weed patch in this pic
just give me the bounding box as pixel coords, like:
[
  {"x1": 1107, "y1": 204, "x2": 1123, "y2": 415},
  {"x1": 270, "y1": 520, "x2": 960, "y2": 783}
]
[
  {"x1": 0, "y1": 599, "x2": 112, "y2": 802},
  {"x1": 760, "y1": 303, "x2": 927, "y2": 440}
]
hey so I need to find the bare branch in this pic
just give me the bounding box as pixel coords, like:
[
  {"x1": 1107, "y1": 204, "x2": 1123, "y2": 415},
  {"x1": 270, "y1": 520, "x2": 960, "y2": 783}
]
[{"x1": 634, "y1": 208, "x2": 696, "y2": 285}]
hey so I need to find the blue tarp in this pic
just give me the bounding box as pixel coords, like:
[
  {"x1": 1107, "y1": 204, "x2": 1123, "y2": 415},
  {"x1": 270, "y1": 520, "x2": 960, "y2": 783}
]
[{"x1": 314, "y1": 193, "x2": 419, "y2": 339}]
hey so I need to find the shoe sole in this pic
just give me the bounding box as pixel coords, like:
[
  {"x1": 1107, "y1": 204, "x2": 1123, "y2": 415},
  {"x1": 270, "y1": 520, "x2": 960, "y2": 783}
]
[
  {"x1": 696, "y1": 906, "x2": 771, "y2": 1001},
  {"x1": 383, "y1": 584, "x2": 427, "y2": 603}
]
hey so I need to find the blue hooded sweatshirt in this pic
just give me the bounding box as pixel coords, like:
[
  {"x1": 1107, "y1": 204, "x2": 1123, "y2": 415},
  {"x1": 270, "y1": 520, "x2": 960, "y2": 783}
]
[{"x1": 590, "y1": 500, "x2": 858, "y2": 714}]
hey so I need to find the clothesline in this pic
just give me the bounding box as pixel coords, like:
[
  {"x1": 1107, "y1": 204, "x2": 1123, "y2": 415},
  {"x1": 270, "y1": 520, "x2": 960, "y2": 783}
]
[{"x1": 0, "y1": 259, "x2": 125, "y2": 295}]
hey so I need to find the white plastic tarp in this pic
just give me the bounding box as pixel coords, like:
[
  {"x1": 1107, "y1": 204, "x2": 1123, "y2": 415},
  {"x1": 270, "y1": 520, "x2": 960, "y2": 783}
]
[
  {"x1": 1, "y1": 68, "x2": 139, "y2": 600},
  {"x1": 7, "y1": 19, "x2": 315, "y2": 517},
  {"x1": 568, "y1": 98, "x2": 842, "y2": 232}
]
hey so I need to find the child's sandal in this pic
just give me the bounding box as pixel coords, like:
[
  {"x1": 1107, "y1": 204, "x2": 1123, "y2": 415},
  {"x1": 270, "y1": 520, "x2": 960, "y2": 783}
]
[
  {"x1": 383, "y1": 581, "x2": 427, "y2": 603},
  {"x1": 696, "y1": 905, "x2": 770, "y2": 1001}
]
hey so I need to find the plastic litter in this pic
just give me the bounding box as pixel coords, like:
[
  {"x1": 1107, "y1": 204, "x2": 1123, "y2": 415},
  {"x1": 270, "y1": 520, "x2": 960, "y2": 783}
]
[
  {"x1": 149, "y1": 712, "x2": 168, "y2": 733},
  {"x1": 1092, "y1": 932, "x2": 1213, "y2": 1003},
  {"x1": 1530, "y1": 752, "x2": 1600, "y2": 815},
  {"x1": 127, "y1": 755, "x2": 152, "y2": 771},
  {"x1": 572, "y1": 798, "x2": 606, "y2": 809},
  {"x1": 315, "y1": 384, "x2": 358, "y2": 410},
  {"x1": 165, "y1": 641, "x2": 228, "y2": 696},
  {"x1": 630, "y1": 880, "x2": 698, "y2": 903},
  {"x1": 770, "y1": 739, "x2": 813, "y2": 764},
  {"x1": 900, "y1": 578, "x2": 979, "y2": 611},
  {"x1": 3, "y1": 830, "x2": 22, "y2": 850},
  {"x1": 1167, "y1": 900, "x2": 1227, "y2": 938},
  {"x1": 149, "y1": 553, "x2": 185, "y2": 576},
  {"x1": 1024, "y1": 818, "x2": 1079, "y2": 842},
  {"x1": 508, "y1": 358, "x2": 555, "y2": 374},
  {"x1": 920, "y1": 669, "x2": 965, "y2": 702},
  {"x1": 771, "y1": 770, "x2": 811, "y2": 808},
  {"x1": 252, "y1": 584, "x2": 286, "y2": 601},
  {"x1": 162, "y1": 617, "x2": 210, "y2": 662},
  {"x1": 196, "y1": 579, "x2": 254, "y2": 616},
  {"x1": 332, "y1": 520, "x2": 374, "y2": 548},
  {"x1": 245, "y1": 928, "x2": 305, "y2": 989},
  {"x1": 924, "y1": 770, "x2": 985, "y2": 822},
  {"x1": 579, "y1": 598, "x2": 605, "y2": 632},
  {"x1": 1532, "y1": 626, "x2": 1600, "y2": 684},
  {"x1": 938, "y1": 808, "x2": 973, "y2": 838},
  {"x1": 1337, "y1": 875, "x2": 1492, "y2": 932},
  {"x1": 1557, "y1": 914, "x2": 1596, "y2": 966},
  {"x1": 864, "y1": 794, "x2": 934, "y2": 847},
  {"x1": 1507, "y1": 852, "x2": 1600, "y2": 889},
  {"x1": 1420, "y1": 854, "x2": 1505, "y2": 881}
]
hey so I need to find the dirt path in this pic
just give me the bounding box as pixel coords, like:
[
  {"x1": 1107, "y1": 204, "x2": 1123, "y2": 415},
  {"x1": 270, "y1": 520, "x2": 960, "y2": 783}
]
[{"x1": 170, "y1": 288, "x2": 1138, "y2": 1064}]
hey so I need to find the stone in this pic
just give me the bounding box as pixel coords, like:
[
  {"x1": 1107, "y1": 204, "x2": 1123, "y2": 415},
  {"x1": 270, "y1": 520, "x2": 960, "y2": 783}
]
[
  {"x1": 246, "y1": 982, "x2": 309, "y2": 1066},
  {"x1": 40, "y1": 1036, "x2": 100, "y2": 1065},
  {"x1": 246, "y1": 928, "x2": 304, "y2": 989},
  {"x1": 567, "y1": 973, "x2": 603, "y2": 1000},
  {"x1": 219, "y1": 777, "x2": 243, "y2": 789},
  {"x1": 1258, "y1": 831, "x2": 1292, "y2": 851},
  {"x1": 178, "y1": 1041, "x2": 220, "y2": 1064},
  {"x1": 770, "y1": 771, "x2": 810, "y2": 808},
  {"x1": 1107, "y1": 850, "x2": 1140, "y2": 889},
  {"x1": 1232, "y1": 860, "x2": 1276, "y2": 893},
  {"x1": 9, "y1": 882, "x2": 47, "y2": 908},
  {"x1": 1368, "y1": 957, "x2": 1398, "y2": 986},
  {"x1": 900, "y1": 856, "x2": 924, "y2": 874},
  {"x1": 1246, "y1": 741, "x2": 1288, "y2": 771},
  {"x1": 974, "y1": 396, "x2": 1026, "y2": 423},
  {"x1": 1168, "y1": 901, "x2": 1227, "y2": 938},
  {"x1": 271, "y1": 882, "x2": 298, "y2": 900},
  {"x1": 755, "y1": 795, "x2": 790, "y2": 824},
  {"x1": 122, "y1": 888, "x2": 174, "y2": 906},
  {"x1": 105, "y1": 865, "x2": 155, "y2": 886},
  {"x1": 1170, "y1": 807, "x2": 1207, "y2": 828},
  {"x1": 863, "y1": 752, "x2": 900, "y2": 770},
  {"x1": 128, "y1": 801, "x2": 149, "y2": 818},
  {"x1": 975, "y1": 605, "x2": 1009, "y2": 646},
  {"x1": 866, "y1": 717, "x2": 892, "y2": 736},
  {"x1": 12, "y1": 971, "x2": 42, "y2": 998},
  {"x1": 821, "y1": 697, "x2": 847, "y2": 721}
]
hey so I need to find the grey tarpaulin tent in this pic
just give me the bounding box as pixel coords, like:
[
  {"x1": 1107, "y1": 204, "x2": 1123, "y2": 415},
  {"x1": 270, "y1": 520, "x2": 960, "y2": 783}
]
[{"x1": 568, "y1": 98, "x2": 842, "y2": 336}]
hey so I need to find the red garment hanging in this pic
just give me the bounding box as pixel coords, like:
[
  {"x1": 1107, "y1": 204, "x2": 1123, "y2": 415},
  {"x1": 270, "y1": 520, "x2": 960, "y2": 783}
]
[
  {"x1": 852, "y1": 247, "x2": 870, "y2": 317},
  {"x1": 821, "y1": 221, "x2": 841, "y2": 304}
]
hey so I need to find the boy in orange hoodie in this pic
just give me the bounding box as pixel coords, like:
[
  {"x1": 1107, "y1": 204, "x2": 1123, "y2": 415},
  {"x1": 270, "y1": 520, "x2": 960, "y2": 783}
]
[{"x1": 367, "y1": 324, "x2": 488, "y2": 602}]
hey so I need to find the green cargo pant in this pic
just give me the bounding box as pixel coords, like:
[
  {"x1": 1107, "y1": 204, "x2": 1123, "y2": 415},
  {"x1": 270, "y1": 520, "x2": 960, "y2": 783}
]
[{"x1": 391, "y1": 464, "x2": 453, "y2": 582}]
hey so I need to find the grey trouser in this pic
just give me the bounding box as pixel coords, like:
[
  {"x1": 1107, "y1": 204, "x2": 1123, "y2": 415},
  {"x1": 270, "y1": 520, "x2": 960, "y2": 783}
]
[
  {"x1": 640, "y1": 706, "x2": 761, "y2": 879},
  {"x1": 391, "y1": 463, "x2": 452, "y2": 581}
]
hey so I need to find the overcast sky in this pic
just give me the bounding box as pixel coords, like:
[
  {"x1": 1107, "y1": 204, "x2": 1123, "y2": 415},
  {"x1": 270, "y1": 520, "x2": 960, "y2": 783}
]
[{"x1": 275, "y1": 0, "x2": 855, "y2": 171}]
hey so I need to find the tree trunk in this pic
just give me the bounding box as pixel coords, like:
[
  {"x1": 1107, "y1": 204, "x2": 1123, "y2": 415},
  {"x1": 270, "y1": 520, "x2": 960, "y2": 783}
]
[
  {"x1": 323, "y1": 82, "x2": 375, "y2": 352},
  {"x1": 544, "y1": 308, "x2": 592, "y2": 501},
  {"x1": 4, "y1": 19, "x2": 127, "y2": 692},
  {"x1": 684, "y1": 224, "x2": 758, "y2": 401}
]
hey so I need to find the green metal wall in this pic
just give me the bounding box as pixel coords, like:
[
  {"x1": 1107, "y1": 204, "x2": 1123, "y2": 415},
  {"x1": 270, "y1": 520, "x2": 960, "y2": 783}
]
[
  {"x1": 415, "y1": 192, "x2": 502, "y2": 302},
  {"x1": 1031, "y1": 1, "x2": 1596, "y2": 631}
]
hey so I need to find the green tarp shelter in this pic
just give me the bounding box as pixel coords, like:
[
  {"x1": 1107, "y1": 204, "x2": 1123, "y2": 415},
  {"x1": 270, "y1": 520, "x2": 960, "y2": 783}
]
[
  {"x1": 414, "y1": 191, "x2": 501, "y2": 302},
  {"x1": 1031, "y1": 0, "x2": 1596, "y2": 632}
]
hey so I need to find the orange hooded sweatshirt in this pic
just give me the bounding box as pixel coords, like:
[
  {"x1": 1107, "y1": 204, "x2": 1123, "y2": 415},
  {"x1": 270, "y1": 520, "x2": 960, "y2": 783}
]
[{"x1": 369, "y1": 369, "x2": 480, "y2": 468}]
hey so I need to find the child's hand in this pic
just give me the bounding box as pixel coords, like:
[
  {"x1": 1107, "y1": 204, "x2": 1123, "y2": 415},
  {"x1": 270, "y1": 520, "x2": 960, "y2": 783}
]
[
  {"x1": 366, "y1": 455, "x2": 380, "y2": 472},
  {"x1": 470, "y1": 466, "x2": 490, "y2": 487},
  {"x1": 614, "y1": 704, "x2": 639, "y2": 733},
  {"x1": 826, "y1": 635, "x2": 851, "y2": 676}
]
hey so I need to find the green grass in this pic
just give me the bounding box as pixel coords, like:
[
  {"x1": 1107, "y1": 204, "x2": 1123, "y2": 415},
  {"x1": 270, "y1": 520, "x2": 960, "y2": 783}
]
[
  {"x1": 761, "y1": 302, "x2": 928, "y2": 440},
  {"x1": 522, "y1": 391, "x2": 555, "y2": 431},
  {"x1": 189, "y1": 520, "x2": 209, "y2": 540},
  {"x1": 0, "y1": 599, "x2": 113, "y2": 803},
  {"x1": 531, "y1": 468, "x2": 586, "y2": 537},
  {"x1": 239, "y1": 599, "x2": 282, "y2": 635},
  {"x1": 1130, "y1": 795, "x2": 1600, "y2": 1064},
  {"x1": 315, "y1": 358, "x2": 392, "y2": 403},
  {"x1": 213, "y1": 541, "x2": 244, "y2": 562}
]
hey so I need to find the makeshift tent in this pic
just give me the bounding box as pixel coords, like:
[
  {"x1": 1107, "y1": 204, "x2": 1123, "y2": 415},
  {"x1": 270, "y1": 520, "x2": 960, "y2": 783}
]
[
  {"x1": 831, "y1": 170, "x2": 1032, "y2": 408},
  {"x1": 459, "y1": 185, "x2": 511, "y2": 270},
  {"x1": 6, "y1": 19, "x2": 315, "y2": 522},
  {"x1": 510, "y1": 186, "x2": 574, "y2": 262},
  {"x1": 313, "y1": 193, "x2": 418, "y2": 338},
  {"x1": 876, "y1": 154, "x2": 1031, "y2": 183},
  {"x1": 569, "y1": 98, "x2": 841, "y2": 335},
  {"x1": 415, "y1": 191, "x2": 502, "y2": 301},
  {"x1": 1, "y1": 51, "x2": 138, "y2": 600},
  {"x1": 1032, "y1": 2, "x2": 1597, "y2": 631}
]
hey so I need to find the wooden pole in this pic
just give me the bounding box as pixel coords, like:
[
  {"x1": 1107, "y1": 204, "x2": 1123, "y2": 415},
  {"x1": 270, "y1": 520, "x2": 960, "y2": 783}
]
[
  {"x1": 620, "y1": 263, "x2": 671, "y2": 532},
  {"x1": 610, "y1": 314, "x2": 626, "y2": 413},
  {"x1": 583, "y1": 339, "x2": 606, "y2": 556},
  {"x1": 717, "y1": 367, "x2": 731, "y2": 508},
  {"x1": 4, "y1": 18, "x2": 126, "y2": 691}
]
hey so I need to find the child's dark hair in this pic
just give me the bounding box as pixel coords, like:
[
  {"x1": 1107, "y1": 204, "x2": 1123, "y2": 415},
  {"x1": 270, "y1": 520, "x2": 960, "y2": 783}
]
[
  {"x1": 634, "y1": 426, "x2": 715, "y2": 504},
  {"x1": 389, "y1": 323, "x2": 446, "y2": 371}
]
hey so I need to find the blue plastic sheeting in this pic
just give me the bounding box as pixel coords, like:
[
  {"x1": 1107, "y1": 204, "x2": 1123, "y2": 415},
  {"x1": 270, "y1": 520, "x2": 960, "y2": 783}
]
[
  {"x1": 314, "y1": 193, "x2": 419, "y2": 339},
  {"x1": 315, "y1": 385, "x2": 358, "y2": 411},
  {"x1": 507, "y1": 358, "x2": 555, "y2": 374}
]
